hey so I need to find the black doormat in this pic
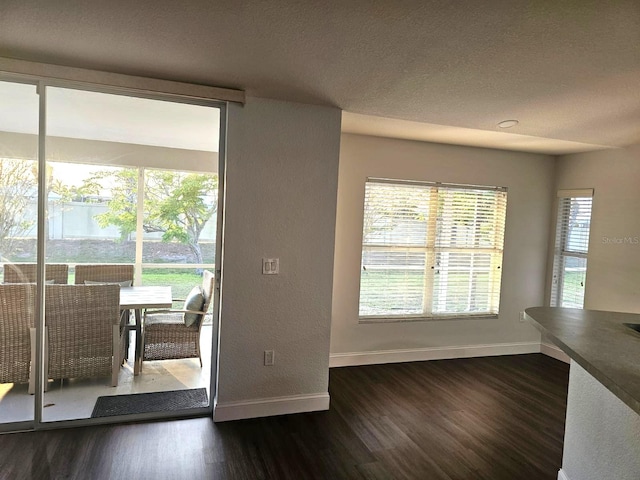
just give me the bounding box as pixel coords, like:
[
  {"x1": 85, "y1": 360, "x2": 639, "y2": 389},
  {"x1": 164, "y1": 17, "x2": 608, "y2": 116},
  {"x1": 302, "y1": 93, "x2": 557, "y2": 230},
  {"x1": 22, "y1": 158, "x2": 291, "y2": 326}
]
[{"x1": 91, "y1": 388, "x2": 209, "y2": 418}]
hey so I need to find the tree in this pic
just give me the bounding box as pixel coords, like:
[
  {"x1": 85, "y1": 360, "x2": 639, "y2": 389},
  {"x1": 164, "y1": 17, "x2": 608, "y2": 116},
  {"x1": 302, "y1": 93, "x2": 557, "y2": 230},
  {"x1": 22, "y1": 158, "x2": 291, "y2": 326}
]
[
  {"x1": 0, "y1": 159, "x2": 37, "y2": 259},
  {"x1": 144, "y1": 171, "x2": 218, "y2": 265},
  {"x1": 86, "y1": 168, "x2": 139, "y2": 239},
  {"x1": 362, "y1": 182, "x2": 430, "y2": 242},
  {"x1": 89, "y1": 169, "x2": 217, "y2": 266}
]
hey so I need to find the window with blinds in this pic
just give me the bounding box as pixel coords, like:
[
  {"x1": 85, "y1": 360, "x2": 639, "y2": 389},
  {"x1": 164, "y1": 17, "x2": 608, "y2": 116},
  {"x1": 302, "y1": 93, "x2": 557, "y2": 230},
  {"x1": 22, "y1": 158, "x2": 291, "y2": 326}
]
[
  {"x1": 359, "y1": 178, "x2": 507, "y2": 320},
  {"x1": 550, "y1": 190, "x2": 593, "y2": 308}
]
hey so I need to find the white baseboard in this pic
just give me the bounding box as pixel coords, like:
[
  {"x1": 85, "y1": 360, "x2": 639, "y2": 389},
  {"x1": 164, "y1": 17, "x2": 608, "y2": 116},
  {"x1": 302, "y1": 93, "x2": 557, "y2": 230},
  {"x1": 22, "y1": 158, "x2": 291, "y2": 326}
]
[
  {"x1": 558, "y1": 468, "x2": 570, "y2": 480},
  {"x1": 329, "y1": 342, "x2": 541, "y2": 368},
  {"x1": 541, "y1": 342, "x2": 571, "y2": 364},
  {"x1": 214, "y1": 341, "x2": 567, "y2": 422},
  {"x1": 213, "y1": 392, "x2": 330, "y2": 422}
]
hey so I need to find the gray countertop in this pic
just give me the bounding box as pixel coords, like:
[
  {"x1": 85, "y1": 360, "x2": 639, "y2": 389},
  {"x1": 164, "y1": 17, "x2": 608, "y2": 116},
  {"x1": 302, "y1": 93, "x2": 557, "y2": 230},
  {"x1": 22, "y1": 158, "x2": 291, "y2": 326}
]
[{"x1": 525, "y1": 307, "x2": 640, "y2": 416}]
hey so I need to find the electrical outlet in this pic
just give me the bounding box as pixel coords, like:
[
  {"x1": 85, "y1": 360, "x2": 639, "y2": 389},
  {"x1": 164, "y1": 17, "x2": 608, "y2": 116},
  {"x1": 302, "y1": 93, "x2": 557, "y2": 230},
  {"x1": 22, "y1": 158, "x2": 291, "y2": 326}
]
[
  {"x1": 264, "y1": 350, "x2": 275, "y2": 366},
  {"x1": 519, "y1": 311, "x2": 526, "y2": 322}
]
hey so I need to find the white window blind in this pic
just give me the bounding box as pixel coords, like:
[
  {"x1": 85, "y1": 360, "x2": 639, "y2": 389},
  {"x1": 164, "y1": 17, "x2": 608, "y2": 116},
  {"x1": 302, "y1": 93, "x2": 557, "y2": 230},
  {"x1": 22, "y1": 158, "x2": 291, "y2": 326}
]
[
  {"x1": 551, "y1": 191, "x2": 593, "y2": 308},
  {"x1": 359, "y1": 179, "x2": 507, "y2": 320}
]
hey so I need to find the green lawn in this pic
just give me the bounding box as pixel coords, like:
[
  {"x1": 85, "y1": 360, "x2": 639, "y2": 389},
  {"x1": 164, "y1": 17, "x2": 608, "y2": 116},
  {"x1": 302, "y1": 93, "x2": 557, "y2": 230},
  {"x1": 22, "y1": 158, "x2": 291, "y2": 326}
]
[
  {"x1": 141, "y1": 269, "x2": 215, "y2": 324},
  {"x1": 64, "y1": 268, "x2": 210, "y2": 307},
  {"x1": 559, "y1": 270, "x2": 586, "y2": 307},
  {"x1": 141, "y1": 269, "x2": 206, "y2": 304},
  {"x1": 359, "y1": 268, "x2": 493, "y2": 316},
  {"x1": 359, "y1": 269, "x2": 425, "y2": 315}
]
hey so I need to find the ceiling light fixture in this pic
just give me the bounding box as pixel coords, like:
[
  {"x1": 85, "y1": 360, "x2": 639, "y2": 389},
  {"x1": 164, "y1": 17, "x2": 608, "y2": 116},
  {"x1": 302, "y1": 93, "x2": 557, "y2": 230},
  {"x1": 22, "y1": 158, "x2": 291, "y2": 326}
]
[{"x1": 498, "y1": 119, "x2": 519, "y2": 129}]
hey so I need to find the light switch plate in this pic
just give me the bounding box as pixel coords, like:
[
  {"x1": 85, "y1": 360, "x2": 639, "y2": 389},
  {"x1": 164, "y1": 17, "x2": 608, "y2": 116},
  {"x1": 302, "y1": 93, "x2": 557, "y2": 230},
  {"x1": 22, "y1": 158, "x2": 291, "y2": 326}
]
[
  {"x1": 264, "y1": 350, "x2": 275, "y2": 366},
  {"x1": 262, "y1": 258, "x2": 279, "y2": 275}
]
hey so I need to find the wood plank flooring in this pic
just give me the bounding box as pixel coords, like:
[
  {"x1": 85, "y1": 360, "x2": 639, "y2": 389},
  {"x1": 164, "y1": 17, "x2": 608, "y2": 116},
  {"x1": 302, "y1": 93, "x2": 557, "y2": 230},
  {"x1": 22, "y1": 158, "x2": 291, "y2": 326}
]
[{"x1": 0, "y1": 354, "x2": 569, "y2": 480}]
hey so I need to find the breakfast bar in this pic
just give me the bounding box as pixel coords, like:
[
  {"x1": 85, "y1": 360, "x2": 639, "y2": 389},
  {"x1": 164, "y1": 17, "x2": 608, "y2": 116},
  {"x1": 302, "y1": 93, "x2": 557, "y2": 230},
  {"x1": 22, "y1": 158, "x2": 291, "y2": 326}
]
[{"x1": 525, "y1": 307, "x2": 640, "y2": 480}]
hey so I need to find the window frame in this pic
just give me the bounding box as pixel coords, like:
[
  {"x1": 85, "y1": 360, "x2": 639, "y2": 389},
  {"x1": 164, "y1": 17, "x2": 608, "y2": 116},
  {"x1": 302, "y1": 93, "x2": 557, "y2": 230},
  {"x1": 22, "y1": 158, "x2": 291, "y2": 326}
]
[{"x1": 358, "y1": 178, "x2": 507, "y2": 322}]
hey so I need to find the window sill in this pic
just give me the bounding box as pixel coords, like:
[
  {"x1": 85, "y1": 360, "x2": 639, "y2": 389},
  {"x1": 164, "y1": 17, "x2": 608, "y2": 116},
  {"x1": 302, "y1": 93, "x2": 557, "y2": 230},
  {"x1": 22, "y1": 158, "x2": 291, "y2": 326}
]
[{"x1": 359, "y1": 314, "x2": 499, "y2": 324}]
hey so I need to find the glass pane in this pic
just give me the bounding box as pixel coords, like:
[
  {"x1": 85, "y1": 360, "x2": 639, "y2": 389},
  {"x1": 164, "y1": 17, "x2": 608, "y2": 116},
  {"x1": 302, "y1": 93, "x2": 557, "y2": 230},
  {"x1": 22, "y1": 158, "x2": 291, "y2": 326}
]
[
  {"x1": 359, "y1": 248, "x2": 425, "y2": 316},
  {"x1": 359, "y1": 181, "x2": 506, "y2": 318},
  {"x1": 560, "y1": 197, "x2": 592, "y2": 254},
  {"x1": 560, "y1": 256, "x2": 587, "y2": 308},
  {"x1": 141, "y1": 267, "x2": 204, "y2": 307},
  {"x1": 362, "y1": 182, "x2": 431, "y2": 247},
  {"x1": 0, "y1": 80, "x2": 39, "y2": 427},
  {"x1": 551, "y1": 196, "x2": 592, "y2": 307},
  {"x1": 436, "y1": 189, "x2": 506, "y2": 249},
  {"x1": 142, "y1": 169, "x2": 217, "y2": 266},
  {"x1": 43, "y1": 86, "x2": 218, "y2": 422},
  {"x1": 432, "y1": 252, "x2": 495, "y2": 315},
  {"x1": 45, "y1": 163, "x2": 137, "y2": 269}
]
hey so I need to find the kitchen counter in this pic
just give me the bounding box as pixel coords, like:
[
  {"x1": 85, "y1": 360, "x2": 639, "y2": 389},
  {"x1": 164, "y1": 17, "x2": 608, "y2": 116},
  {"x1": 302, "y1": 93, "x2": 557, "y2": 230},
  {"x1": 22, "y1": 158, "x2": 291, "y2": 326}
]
[{"x1": 524, "y1": 307, "x2": 640, "y2": 416}]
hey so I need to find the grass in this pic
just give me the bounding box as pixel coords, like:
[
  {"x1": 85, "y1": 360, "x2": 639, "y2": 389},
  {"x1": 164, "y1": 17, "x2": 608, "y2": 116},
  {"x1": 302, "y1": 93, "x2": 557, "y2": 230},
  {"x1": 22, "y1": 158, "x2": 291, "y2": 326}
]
[
  {"x1": 359, "y1": 268, "x2": 494, "y2": 316},
  {"x1": 559, "y1": 269, "x2": 586, "y2": 307},
  {"x1": 141, "y1": 269, "x2": 205, "y2": 303},
  {"x1": 360, "y1": 269, "x2": 424, "y2": 315},
  {"x1": 63, "y1": 268, "x2": 208, "y2": 307},
  {"x1": 360, "y1": 266, "x2": 588, "y2": 315}
]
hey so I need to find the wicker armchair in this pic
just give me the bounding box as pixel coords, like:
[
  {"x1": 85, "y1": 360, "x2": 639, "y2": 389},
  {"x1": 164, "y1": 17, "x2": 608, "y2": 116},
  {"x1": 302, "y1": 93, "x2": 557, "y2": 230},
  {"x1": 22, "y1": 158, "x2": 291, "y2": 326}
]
[
  {"x1": 0, "y1": 284, "x2": 36, "y2": 390},
  {"x1": 142, "y1": 270, "x2": 215, "y2": 368},
  {"x1": 3, "y1": 263, "x2": 68, "y2": 284},
  {"x1": 45, "y1": 284, "x2": 124, "y2": 387}
]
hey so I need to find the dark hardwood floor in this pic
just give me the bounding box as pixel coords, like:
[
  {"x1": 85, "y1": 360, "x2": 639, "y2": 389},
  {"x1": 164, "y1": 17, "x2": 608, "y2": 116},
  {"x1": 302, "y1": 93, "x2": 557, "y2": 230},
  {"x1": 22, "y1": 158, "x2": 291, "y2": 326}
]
[{"x1": 0, "y1": 354, "x2": 569, "y2": 480}]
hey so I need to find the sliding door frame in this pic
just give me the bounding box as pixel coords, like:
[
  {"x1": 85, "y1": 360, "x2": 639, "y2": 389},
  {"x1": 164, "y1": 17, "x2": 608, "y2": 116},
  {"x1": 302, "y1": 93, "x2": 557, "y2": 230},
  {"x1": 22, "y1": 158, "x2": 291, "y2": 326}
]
[
  {"x1": 0, "y1": 71, "x2": 227, "y2": 431},
  {"x1": 0, "y1": 75, "x2": 41, "y2": 433}
]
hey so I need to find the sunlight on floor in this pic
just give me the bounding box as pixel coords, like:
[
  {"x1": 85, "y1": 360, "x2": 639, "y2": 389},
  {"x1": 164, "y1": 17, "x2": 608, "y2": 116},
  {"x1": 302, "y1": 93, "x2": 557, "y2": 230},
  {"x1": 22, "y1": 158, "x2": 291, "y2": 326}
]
[{"x1": 0, "y1": 382, "x2": 11, "y2": 401}]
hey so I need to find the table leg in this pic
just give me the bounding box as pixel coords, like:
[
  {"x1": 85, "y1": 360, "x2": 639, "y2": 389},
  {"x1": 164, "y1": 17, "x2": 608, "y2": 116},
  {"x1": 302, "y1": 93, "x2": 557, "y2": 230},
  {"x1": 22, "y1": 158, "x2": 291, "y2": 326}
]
[
  {"x1": 134, "y1": 308, "x2": 143, "y2": 375},
  {"x1": 120, "y1": 310, "x2": 131, "y2": 362}
]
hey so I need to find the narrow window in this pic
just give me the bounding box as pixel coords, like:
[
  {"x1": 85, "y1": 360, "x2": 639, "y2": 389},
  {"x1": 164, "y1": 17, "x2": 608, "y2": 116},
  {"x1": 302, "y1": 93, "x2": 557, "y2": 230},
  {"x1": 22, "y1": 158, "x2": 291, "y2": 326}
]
[
  {"x1": 550, "y1": 190, "x2": 593, "y2": 308},
  {"x1": 359, "y1": 179, "x2": 507, "y2": 321}
]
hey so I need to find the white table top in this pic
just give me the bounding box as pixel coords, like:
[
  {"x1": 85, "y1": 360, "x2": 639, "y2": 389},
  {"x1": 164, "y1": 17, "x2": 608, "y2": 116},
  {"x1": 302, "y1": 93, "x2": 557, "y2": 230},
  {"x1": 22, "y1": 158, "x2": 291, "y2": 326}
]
[{"x1": 119, "y1": 286, "x2": 172, "y2": 309}]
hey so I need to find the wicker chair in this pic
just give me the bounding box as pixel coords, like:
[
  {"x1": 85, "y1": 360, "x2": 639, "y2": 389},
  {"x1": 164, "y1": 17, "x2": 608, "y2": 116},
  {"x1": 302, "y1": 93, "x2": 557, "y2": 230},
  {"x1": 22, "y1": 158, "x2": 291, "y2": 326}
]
[
  {"x1": 45, "y1": 284, "x2": 124, "y2": 387},
  {"x1": 142, "y1": 270, "x2": 215, "y2": 368},
  {"x1": 0, "y1": 284, "x2": 36, "y2": 390},
  {"x1": 74, "y1": 264, "x2": 134, "y2": 285},
  {"x1": 74, "y1": 264, "x2": 135, "y2": 362},
  {"x1": 3, "y1": 263, "x2": 69, "y2": 284}
]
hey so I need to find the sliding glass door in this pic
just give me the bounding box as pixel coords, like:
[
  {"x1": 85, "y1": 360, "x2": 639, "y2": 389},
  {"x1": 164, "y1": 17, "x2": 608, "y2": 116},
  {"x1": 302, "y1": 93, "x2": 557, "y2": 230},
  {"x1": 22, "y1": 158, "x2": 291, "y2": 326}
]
[
  {"x1": 0, "y1": 76, "x2": 224, "y2": 429},
  {"x1": 0, "y1": 79, "x2": 39, "y2": 429}
]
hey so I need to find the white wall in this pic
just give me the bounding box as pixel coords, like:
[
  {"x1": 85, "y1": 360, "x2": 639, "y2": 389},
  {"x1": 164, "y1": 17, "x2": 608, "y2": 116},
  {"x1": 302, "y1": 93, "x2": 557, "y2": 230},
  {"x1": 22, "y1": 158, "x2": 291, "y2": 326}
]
[
  {"x1": 215, "y1": 98, "x2": 341, "y2": 419},
  {"x1": 552, "y1": 144, "x2": 640, "y2": 480},
  {"x1": 331, "y1": 134, "x2": 555, "y2": 362},
  {"x1": 554, "y1": 144, "x2": 640, "y2": 313},
  {"x1": 560, "y1": 361, "x2": 640, "y2": 480}
]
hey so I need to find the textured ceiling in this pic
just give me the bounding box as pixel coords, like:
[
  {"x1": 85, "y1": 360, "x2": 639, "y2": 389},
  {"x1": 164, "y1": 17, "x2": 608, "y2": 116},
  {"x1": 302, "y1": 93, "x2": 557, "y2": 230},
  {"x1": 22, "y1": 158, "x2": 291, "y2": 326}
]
[{"x1": 0, "y1": 0, "x2": 639, "y2": 153}]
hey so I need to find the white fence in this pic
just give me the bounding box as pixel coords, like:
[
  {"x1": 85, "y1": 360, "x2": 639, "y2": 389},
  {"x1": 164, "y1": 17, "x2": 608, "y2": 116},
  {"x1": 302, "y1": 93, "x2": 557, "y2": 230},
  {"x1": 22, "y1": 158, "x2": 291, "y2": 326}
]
[{"x1": 21, "y1": 200, "x2": 216, "y2": 241}]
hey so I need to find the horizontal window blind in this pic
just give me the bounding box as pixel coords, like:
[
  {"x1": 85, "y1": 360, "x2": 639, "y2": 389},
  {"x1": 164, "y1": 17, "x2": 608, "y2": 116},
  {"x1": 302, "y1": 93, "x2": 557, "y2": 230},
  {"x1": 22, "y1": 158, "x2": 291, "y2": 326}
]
[
  {"x1": 551, "y1": 195, "x2": 593, "y2": 308},
  {"x1": 359, "y1": 179, "x2": 507, "y2": 319}
]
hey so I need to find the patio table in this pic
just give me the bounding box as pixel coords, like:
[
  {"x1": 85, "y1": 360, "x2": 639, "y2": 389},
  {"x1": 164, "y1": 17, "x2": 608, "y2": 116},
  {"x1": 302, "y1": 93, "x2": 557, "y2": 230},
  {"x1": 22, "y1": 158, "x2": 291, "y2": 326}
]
[{"x1": 119, "y1": 286, "x2": 172, "y2": 375}]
